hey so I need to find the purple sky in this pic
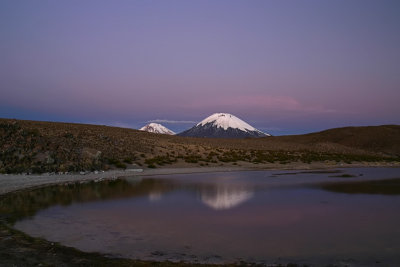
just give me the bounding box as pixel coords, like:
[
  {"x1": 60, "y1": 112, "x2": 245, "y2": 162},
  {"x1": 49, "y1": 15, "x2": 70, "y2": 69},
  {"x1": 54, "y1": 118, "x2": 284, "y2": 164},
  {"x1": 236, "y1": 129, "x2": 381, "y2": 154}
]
[{"x1": 1, "y1": 0, "x2": 399, "y2": 135}]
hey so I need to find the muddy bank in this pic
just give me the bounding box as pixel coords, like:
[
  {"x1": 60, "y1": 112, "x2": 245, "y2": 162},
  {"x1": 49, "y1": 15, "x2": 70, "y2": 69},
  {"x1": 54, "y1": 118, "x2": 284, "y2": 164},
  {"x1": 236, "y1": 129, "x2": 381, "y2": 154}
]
[{"x1": 0, "y1": 223, "x2": 223, "y2": 267}]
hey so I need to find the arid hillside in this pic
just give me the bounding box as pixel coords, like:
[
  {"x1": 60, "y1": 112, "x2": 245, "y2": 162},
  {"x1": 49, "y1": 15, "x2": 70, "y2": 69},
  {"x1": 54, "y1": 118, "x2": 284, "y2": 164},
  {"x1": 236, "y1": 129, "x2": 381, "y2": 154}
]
[
  {"x1": 1, "y1": 118, "x2": 399, "y2": 173},
  {"x1": 268, "y1": 125, "x2": 400, "y2": 156}
]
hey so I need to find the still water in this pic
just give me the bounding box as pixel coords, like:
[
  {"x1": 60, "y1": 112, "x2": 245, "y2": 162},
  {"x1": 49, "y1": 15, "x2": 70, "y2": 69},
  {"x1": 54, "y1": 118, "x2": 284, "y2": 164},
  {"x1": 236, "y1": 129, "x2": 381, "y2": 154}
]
[{"x1": 8, "y1": 168, "x2": 400, "y2": 265}]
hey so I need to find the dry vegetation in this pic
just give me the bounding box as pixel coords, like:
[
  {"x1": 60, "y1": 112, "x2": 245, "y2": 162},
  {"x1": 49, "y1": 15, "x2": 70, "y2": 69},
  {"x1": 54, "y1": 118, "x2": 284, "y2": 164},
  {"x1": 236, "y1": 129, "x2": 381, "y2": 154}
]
[{"x1": 1, "y1": 118, "x2": 399, "y2": 174}]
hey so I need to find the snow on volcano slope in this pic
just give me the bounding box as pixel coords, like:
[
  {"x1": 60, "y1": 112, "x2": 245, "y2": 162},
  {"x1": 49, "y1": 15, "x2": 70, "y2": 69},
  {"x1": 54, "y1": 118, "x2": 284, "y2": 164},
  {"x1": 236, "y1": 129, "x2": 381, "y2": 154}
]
[
  {"x1": 178, "y1": 113, "x2": 270, "y2": 138},
  {"x1": 140, "y1": 123, "x2": 175, "y2": 135},
  {"x1": 197, "y1": 113, "x2": 258, "y2": 131}
]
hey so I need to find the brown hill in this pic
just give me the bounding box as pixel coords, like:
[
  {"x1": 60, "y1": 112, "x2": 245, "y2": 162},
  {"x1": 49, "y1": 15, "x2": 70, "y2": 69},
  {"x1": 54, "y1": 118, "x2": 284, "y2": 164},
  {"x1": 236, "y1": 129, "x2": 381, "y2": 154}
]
[
  {"x1": 269, "y1": 125, "x2": 400, "y2": 156},
  {"x1": 0, "y1": 118, "x2": 399, "y2": 173}
]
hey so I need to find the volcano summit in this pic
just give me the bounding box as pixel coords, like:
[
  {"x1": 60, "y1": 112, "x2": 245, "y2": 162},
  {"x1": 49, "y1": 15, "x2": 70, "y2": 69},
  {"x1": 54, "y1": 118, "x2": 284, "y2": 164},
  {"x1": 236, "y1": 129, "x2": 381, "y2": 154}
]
[
  {"x1": 139, "y1": 123, "x2": 175, "y2": 135},
  {"x1": 178, "y1": 113, "x2": 269, "y2": 138}
]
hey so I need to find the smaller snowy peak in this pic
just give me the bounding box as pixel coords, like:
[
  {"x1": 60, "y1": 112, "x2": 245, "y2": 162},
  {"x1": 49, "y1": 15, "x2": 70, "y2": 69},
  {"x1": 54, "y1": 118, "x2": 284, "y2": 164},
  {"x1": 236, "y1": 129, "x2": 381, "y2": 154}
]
[
  {"x1": 140, "y1": 123, "x2": 175, "y2": 135},
  {"x1": 197, "y1": 113, "x2": 266, "y2": 134}
]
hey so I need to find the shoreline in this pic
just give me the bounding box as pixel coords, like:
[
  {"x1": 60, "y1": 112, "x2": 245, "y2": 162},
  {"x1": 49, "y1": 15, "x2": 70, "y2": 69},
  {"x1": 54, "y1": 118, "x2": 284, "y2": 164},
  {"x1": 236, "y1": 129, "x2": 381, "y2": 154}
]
[
  {"x1": 1, "y1": 162, "x2": 400, "y2": 267},
  {"x1": 1, "y1": 161, "x2": 399, "y2": 196}
]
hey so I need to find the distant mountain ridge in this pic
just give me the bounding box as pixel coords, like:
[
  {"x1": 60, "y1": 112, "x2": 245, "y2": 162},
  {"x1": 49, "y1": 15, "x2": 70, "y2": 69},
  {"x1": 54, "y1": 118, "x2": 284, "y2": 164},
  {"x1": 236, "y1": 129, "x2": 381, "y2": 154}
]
[
  {"x1": 0, "y1": 118, "x2": 399, "y2": 174},
  {"x1": 140, "y1": 123, "x2": 175, "y2": 135},
  {"x1": 178, "y1": 113, "x2": 269, "y2": 138}
]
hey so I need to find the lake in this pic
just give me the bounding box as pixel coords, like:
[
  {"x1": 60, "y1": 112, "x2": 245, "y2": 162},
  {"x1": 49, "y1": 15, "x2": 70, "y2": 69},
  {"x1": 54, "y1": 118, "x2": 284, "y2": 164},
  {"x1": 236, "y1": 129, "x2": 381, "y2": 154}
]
[{"x1": 7, "y1": 168, "x2": 400, "y2": 265}]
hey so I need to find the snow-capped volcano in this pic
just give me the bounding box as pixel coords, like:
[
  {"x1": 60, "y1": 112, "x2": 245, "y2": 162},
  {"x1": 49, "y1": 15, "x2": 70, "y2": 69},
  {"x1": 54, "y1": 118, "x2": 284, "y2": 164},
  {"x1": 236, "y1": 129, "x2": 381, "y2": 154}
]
[
  {"x1": 178, "y1": 113, "x2": 270, "y2": 138},
  {"x1": 140, "y1": 123, "x2": 175, "y2": 135}
]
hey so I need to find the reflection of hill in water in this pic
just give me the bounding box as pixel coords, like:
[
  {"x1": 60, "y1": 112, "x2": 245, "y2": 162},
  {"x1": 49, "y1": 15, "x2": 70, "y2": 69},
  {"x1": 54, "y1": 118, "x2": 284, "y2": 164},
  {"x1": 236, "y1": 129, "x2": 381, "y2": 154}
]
[
  {"x1": 0, "y1": 178, "x2": 176, "y2": 223},
  {"x1": 1, "y1": 177, "x2": 257, "y2": 224},
  {"x1": 200, "y1": 184, "x2": 254, "y2": 210}
]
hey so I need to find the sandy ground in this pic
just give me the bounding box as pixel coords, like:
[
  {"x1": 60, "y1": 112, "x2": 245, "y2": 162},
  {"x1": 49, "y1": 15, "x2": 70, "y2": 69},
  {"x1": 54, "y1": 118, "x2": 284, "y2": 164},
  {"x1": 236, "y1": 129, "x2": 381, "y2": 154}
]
[{"x1": 1, "y1": 161, "x2": 399, "y2": 195}]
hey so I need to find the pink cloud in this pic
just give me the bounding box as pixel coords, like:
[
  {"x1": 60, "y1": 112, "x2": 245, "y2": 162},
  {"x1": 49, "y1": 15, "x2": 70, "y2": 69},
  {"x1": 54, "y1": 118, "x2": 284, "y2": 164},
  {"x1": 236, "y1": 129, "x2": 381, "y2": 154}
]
[{"x1": 184, "y1": 95, "x2": 337, "y2": 114}]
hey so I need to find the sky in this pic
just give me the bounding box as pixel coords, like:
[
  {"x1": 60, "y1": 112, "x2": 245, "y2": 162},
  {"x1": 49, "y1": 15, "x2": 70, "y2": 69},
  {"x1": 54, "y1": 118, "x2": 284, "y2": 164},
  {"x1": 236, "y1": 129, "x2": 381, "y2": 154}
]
[{"x1": 1, "y1": 0, "x2": 399, "y2": 135}]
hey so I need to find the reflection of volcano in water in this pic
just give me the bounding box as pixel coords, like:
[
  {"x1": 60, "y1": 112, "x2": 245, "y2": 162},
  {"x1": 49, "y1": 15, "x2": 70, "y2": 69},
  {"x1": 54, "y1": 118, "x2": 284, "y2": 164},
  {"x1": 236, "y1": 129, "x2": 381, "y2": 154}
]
[{"x1": 200, "y1": 184, "x2": 254, "y2": 210}]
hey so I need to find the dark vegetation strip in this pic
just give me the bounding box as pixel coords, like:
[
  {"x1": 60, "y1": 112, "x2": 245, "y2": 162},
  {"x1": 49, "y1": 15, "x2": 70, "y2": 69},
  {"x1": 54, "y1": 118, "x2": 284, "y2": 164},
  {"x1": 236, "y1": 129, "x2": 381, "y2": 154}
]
[{"x1": 318, "y1": 178, "x2": 400, "y2": 195}]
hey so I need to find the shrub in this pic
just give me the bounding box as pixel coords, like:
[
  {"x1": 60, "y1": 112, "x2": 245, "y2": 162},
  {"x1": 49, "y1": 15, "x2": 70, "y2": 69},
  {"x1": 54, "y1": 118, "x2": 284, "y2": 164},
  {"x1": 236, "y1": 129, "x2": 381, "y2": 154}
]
[
  {"x1": 114, "y1": 162, "x2": 126, "y2": 169},
  {"x1": 123, "y1": 157, "x2": 133, "y2": 164},
  {"x1": 144, "y1": 155, "x2": 176, "y2": 166},
  {"x1": 108, "y1": 158, "x2": 126, "y2": 169}
]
